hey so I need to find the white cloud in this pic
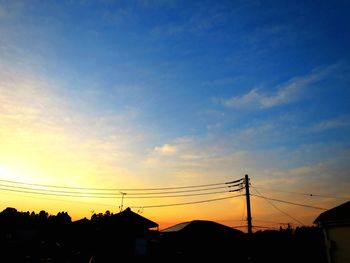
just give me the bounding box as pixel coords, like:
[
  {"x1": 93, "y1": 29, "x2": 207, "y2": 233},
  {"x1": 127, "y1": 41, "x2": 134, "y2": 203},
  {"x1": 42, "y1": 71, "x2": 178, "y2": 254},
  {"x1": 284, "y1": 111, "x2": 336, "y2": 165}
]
[
  {"x1": 220, "y1": 64, "x2": 337, "y2": 110},
  {"x1": 154, "y1": 144, "x2": 178, "y2": 155},
  {"x1": 222, "y1": 88, "x2": 261, "y2": 109}
]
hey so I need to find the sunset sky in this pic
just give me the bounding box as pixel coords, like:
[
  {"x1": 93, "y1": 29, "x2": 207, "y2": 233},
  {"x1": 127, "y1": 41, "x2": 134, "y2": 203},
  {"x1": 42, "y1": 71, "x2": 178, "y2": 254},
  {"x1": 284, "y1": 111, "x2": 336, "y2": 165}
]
[{"x1": 0, "y1": 0, "x2": 350, "y2": 230}]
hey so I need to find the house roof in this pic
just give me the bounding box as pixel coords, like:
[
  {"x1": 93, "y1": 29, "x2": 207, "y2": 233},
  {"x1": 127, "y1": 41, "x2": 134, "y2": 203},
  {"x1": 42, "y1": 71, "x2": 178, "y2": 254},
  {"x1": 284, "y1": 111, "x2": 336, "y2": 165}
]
[
  {"x1": 161, "y1": 220, "x2": 244, "y2": 236},
  {"x1": 314, "y1": 201, "x2": 350, "y2": 225},
  {"x1": 112, "y1": 207, "x2": 158, "y2": 229},
  {"x1": 161, "y1": 222, "x2": 191, "y2": 232}
]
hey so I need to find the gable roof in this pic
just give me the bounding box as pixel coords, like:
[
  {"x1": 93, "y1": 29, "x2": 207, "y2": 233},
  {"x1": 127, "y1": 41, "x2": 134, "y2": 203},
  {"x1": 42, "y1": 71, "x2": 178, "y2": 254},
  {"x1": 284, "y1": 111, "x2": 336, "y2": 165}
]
[
  {"x1": 314, "y1": 201, "x2": 350, "y2": 226},
  {"x1": 112, "y1": 207, "x2": 158, "y2": 229}
]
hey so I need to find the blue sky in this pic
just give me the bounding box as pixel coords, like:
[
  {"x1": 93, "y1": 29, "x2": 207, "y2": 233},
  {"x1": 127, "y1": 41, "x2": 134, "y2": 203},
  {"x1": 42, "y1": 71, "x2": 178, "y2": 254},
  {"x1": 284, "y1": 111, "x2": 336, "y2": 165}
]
[{"x1": 0, "y1": 0, "x2": 350, "y2": 226}]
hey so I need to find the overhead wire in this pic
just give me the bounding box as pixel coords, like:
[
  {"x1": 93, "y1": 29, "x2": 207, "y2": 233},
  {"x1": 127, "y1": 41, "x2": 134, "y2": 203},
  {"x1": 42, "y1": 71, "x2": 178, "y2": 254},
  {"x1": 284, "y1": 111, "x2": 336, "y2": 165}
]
[
  {"x1": 0, "y1": 183, "x2": 238, "y2": 196},
  {"x1": 0, "y1": 186, "x2": 243, "y2": 199},
  {"x1": 252, "y1": 185, "x2": 348, "y2": 200},
  {"x1": 0, "y1": 187, "x2": 120, "y2": 199},
  {"x1": 0, "y1": 177, "x2": 244, "y2": 203},
  {"x1": 0, "y1": 178, "x2": 243, "y2": 191},
  {"x1": 123, "y1": 186, "x2": 237, "y2": 195},
  {"x1": 251, "y1": 193, "x2": 328, "y2": 210},
  {"x1": 125, "y1": 188, "x2": 244, "y2": 199},
  {"x1": 1, "y1": 175, "x2": 332, "y2": 226},
  {"x1": 251, "y1": 186, "x2": 305, "y2": 226},
  {"x1": 130, "y1": 194, "x2": 245, "y2": 209},
  {"x1": 232, "y1": 225, "x2": 279, "y2": 230},
  {"x1": 0, "y1": 191, "x2": 115, "y2": 208},
  {"x1": 252, "y1": 226, "x2": 278, "y2": 229},
  {"x1": 253, "y1": 219, "x2": 289, "y2": 225}
]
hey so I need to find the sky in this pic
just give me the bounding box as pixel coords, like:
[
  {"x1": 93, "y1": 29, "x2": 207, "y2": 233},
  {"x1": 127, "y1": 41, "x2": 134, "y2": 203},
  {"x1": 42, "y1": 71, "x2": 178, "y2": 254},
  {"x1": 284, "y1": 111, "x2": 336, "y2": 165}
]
[{"x1": 0, "y1": 0, "x2": 350, "y2": 230}]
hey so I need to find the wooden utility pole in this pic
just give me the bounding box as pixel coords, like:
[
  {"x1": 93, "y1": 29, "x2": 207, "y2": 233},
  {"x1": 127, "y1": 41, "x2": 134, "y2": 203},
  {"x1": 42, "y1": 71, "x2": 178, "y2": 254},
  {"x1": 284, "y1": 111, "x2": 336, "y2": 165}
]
[{"x1": 245, "y1": 174, "x2": 253, "y2": 235}]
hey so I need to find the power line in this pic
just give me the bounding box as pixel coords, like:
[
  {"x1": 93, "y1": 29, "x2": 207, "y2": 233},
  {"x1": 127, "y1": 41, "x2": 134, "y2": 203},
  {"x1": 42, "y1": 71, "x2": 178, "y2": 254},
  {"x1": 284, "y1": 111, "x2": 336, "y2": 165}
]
[
  {"x1": 253, "y1": 219, "x2": 289, "y2": 225},
  {"x1": 251, "y1": 187, "x2": 305, "y2": 226},
  {"x1": 127, "y1": 188, "x2": 243, "y2": 199},
  {"x1": 125, "y1": 186, "x2": 238, "y2": 195},
  {"x1": 0, "y1": 183, "x2": 239, "y2": 196},
  {"x1": 233, "y1": 225, "x2": 277, "y2": 230},
  {"x1": 0, "y1": 187, "x2": 119, "y2": 198},
  {"x1": 0, "y1": 186, "x2": 242, "y2": 199},
  {"x1": 130, "y1": 194, "x2": 245, "y2": 209},
  {"x1": 252, "y1": 226, "x2": 278, "y2": 229},
  {"x1": 0, "y1": 183, "x2": 122, "y2": 196},
  {"x1": 125, "y1": 189, "x2": 243, "y2": 199},
  {"x1": 0, "y1": 178, "x2": 242, "y2": 191},
  {"x1": 0, "y1": 191, "x2": 115, "y2": 208},
  {"x1": 252, "y1": 185, "x2": 348, "y2": 200},
  {"x1": 251, "y1": 193, "x2": 328, "y2": 210}
]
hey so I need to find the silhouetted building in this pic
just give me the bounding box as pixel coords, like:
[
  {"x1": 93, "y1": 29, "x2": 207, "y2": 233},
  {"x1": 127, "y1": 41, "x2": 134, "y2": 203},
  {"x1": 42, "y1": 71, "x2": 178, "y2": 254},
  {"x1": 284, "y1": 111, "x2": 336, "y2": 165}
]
[
  {"x1": 90, "y1": 207, "x2": 159, "y2": 261},
  {"x1": 314, "y1": 201, "x2": 350, "y2": 263},
  {"x1": 160, "y1": 220, "x2": 245, "y2": 260},
  {"x1": 113, "y1": 207, "x2": 158, "y2": 230}
]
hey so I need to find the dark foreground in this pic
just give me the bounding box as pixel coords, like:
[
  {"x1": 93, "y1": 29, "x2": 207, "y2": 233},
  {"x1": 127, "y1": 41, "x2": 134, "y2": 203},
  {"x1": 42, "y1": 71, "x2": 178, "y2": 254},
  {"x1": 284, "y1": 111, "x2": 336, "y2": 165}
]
[{"x1": 0, "y1": 208, "x2": 327, "y2": 262}]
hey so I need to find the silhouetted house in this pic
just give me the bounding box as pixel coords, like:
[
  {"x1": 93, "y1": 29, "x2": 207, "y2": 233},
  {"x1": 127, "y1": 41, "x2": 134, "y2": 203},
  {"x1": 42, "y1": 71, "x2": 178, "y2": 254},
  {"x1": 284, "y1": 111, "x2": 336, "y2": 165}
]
[
  {"x1": 160, "y1": 220, "x2": 245, "y2": 260},
  {"x1": 314, "y1": 201, "x2": 350, "y2": 263},
  {"x1": 113, "y1": 208, "x2": 159, "y2": 257},
  {"x1": 112, "y1": 207, "x2": 158, "y2": 231},
  {"x1": 91, "y1": 207, "x2": 158, "y2": 260}
]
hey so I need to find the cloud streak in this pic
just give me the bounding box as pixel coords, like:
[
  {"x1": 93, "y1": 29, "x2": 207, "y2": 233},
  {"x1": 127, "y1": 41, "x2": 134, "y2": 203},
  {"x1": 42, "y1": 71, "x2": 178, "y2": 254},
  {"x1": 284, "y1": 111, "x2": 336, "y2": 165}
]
[
  {"x1": 220, "y1": 64, "x2": 338, "y2": 110},
  {"x1": 308, "y1": 117, "x2": 350, "y2": 133},
  {"x1": 0, "y1": 55, "x2": 154, "y2": 189}
]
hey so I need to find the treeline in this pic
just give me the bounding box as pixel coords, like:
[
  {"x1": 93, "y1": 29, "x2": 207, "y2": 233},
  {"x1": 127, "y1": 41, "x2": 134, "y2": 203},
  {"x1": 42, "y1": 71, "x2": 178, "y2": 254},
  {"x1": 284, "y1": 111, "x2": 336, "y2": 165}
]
[
  {"x1": 0, "y1": 207, "x2": 71, "y2": 224},
  {"x1": 0, "y1": 207, "x2": 159, "y2": 262}
]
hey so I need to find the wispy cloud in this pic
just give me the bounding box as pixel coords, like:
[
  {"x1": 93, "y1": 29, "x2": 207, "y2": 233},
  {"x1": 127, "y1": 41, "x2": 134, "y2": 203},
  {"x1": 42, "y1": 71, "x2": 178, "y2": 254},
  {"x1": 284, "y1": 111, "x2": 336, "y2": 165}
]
[
  {"x1": 308, "y1": 117, "x2": 350, "y2": 133},
  {"x1": 220, "y1": 64, "x2": 338, "y2": 110},
  {"x1": 255, "y1": 158, "x2": 350, "y2": 197},
  {"x1": 221, "y1": 87, "x2": 261, "y2": 109},
  {"x1": 143, "y1": 135, "x2": 255, "y2": 182},
  {"x1": 0, "y1": 56, "x2": 152, "y2": 187}
]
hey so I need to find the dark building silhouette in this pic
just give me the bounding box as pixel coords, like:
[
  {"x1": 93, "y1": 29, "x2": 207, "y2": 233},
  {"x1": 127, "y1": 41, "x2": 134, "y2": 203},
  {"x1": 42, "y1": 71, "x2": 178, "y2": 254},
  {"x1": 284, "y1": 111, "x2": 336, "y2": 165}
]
[
  {"x1": 160, "y1": 220, "x2": 246, "y2": 261},
  {"x1": 314, "y1": 201, "x2": 350, "y2": 263},
  {"x1": 88, "y1": 207, "x2": 159, "y2": 261}
]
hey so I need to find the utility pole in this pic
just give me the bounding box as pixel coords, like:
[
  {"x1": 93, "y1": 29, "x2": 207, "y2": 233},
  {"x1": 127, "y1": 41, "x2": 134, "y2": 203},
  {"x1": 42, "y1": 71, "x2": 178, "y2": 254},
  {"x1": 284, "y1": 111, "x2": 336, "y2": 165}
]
[{"x1": 245, "y1": 174, "x2": 253, "y2": 235}]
